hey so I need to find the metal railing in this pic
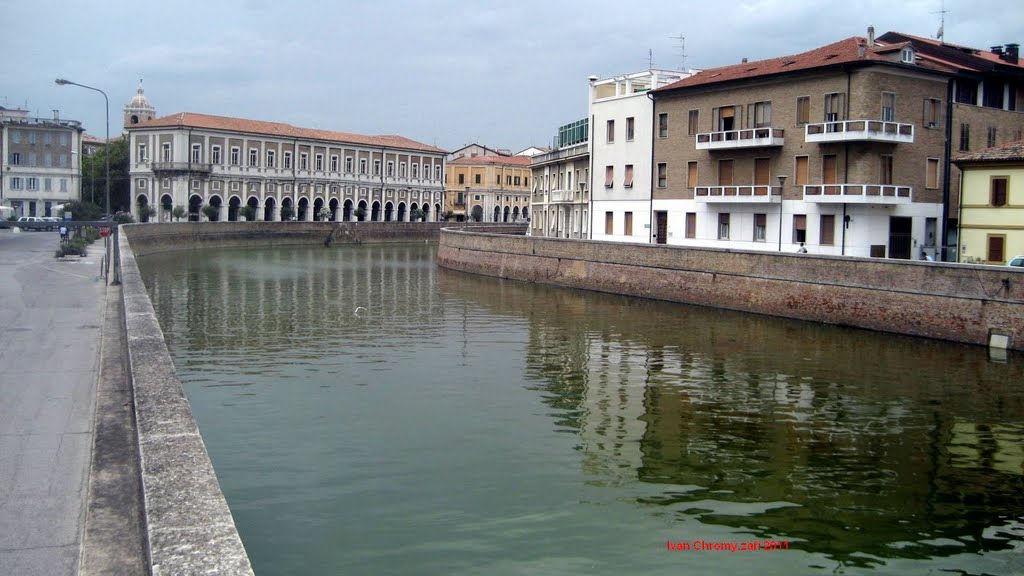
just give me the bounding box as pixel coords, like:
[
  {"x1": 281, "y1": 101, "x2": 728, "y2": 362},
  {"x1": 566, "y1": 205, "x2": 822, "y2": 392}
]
[
  {"x1": 805, "y1": 120, "x2": 914, "y2": 142},
  {"x1": 694, "y1": 185, "x2": 781, "y2": 201},
  {"x1": 695, "y1": 127, "x2": 784, "y2": 149},
  {"x1": 803, "y1": 184, "x2": 912, "y2": 202}
]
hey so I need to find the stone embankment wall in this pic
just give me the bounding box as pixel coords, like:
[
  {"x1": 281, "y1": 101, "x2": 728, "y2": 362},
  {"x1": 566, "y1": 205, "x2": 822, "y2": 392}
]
[{"x1": 437, "y1": 228, "x2": 1024, "y2": 351}]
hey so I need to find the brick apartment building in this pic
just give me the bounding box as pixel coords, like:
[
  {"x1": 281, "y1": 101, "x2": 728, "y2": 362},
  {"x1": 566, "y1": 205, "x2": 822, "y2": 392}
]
[{"x1": 649, "y1": 28, "x2": 1024, "y2": 259}]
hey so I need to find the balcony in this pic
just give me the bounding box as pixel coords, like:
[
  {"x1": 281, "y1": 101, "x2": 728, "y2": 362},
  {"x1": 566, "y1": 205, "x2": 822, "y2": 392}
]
[
  {"x1": 150, "y1": 162, "x2": 213, "y2": 174},
  {"x1": 695, "y1": 128, "x2": 784, "y2": 150},
  {"x1": 805, "y1": 120, "x2": 914, "y2": 144},
  {"x1": 549, "y1": 189, "x2": 576, "y2": 203},
  {"x1": 694, "y1": 185, "x2": 782, "y2": 203},
  {"x1": 803, "y1": 184, "x2": 912, "y2": 204}
]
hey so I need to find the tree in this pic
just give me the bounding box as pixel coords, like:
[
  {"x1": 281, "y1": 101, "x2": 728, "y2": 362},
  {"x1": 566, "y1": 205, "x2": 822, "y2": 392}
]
[
  {"x1": 280, "y1": 205, "x2": 295, "y2": 221},
  {"x1": 410, "y1": 207, "x2": 425, "y2": 222},
  {"x1": 317, "y1": 206, "x2": 332, "y2": 221},
  {"x1": 471, "y1": 205, "x2": 483, "y2": 222},
  {"x1": 354, "y1": 206, "x2": 367, "y2": 221},
  {"x1": 80, "y1": 137, "x2": 130, "y2": 212},
  {"x1": 63, "y1": 200, "x2": 102, "y2": 221},
  {"x1": 139, "y1": 205, "x2": 156, "y2": 222},
  {"x1": 240, "y1": 205, "x2": 257, "y2": 221},
  {"x1": 201, "y1": 204, "x2": 219, "y2": 221},
  {"x1": 172, "y1": 205, "x2": 187, "y2": 221}
]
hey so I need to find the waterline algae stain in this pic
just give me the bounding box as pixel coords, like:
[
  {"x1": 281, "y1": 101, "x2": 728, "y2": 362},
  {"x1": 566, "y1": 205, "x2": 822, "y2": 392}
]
[{"x1": 138, "y1": 244, "x2": 1024, "y2": 575}]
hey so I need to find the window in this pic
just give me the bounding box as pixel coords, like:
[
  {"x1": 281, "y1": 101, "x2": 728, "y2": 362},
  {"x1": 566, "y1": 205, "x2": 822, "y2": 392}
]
[
  {"x1": 513, "y1": 175, "x2": 520, "y2": 186},
  {"x1": 136, "y1": 178, "x2": 146, "y2": 189},
  {"x1": 687, "y1": 161, "x2": 697, "y2": 188},
  {"x1": 474, "y1": 174, "x2": 481, "y2": 184},
  {"x1": 718, "y1": 159, "x2": 734, "y2": 186},
  {"x1": 315, "y1": 154, "x2": 324, "y2": 171},
  {"x1": 191, "y1": 179, "x2": 200, "y2": 190},
  {"x1": 230, "y1": 147, "x2": 241, "y2": 165},
  {"x1": 249, "y1": 148, "x2": 259, "y2": 167},
  {"x1": 60, "y1": 179, "x2": 67, "y2": 192},
  {"x1": 28, "y1": 152, "x2": 36, "y2": 166},
  {"x1": 137, "y1": 144, "x2": 147, "y2": 163},
  {"x1": 754, "y1": 213, "x2": 767, "y2": 241},
  {"x1": 44, "y1": 133, "x2": 52, "y2": 145},
  {"x1": 686, "y1": 212, "x2": 696, "y2": 239},
  {"x1": 796, "y1": 96, "x2": 810, "y2": 125},
  {"x1": 60, "y1": 133, "x2": 68, "y2": 146},
  {"x1": 11, "y1": 131, "x2": 19, "y2": 143},
  {"x1": 823, "y1": 154, "x2": 838, "y2": 185},
  {"x1": 299, "y1": 153, "x2": 308, "y2": 170},
  {"x1": 412, "y1": 164, "x2": 419, "y2": 179},
  {"x1": 657, "y1": 163, "x2": 668, "y2": 188},
  {"x1": 626, "y1": 117, "x2": 635, "y2": 141},
  {"x1": 605, "y1": 166, "x2": 614, "y2": 188},
  {"x1": 658, "y1": 113, "x2": 668, "y2": 138},
  {"x1": 9, "y1": 152, "x2": 21, "y2": 165},
  {"x1": 44, "y1": 178, "x2": 51, "y2": 191},
  {"x1": 879, "y1": 155, "x2": 893, "y2": 185},
  {"x1": 28, "y1": 132, "x2": 36, "y2": 144},
  {"x1": 506, "y1": 175, "x2": 512, "y2": 185},
  {"x1": 624, "y1": 164, "x2": 634, "y2": 188},
  {"x1": 458, "y1": 173, "x2": 465, "y2": 185},
  {"x1": 688, "y1": 109, "x2": 699, "y2": 135},
  {"x1": 820, "y1": 215, "x2": 835, "y2": 245},
  {"x1": 991, "y1": 177, "x2": 1008, "y2": 206},
  {"x1": 749, "y1": 101, "x2": 772, "y2": 128},
  {"x1": 605, "y1": 211, "x2": 613, "y2": 234},
  {"x1": 387, "y1": 161, "x2": 396, "y2": 176},
  {"x1": 27, "y1": 177, "x2": 38, "y2": 190},
  {"x1": 901, "y1": 47, "x2": 915, "y2": 64},
  {"x1": 58, "y1": 154, "x2": 67, "y2": 167},
  {"x1": 624, "y1": 212, "x2": 633, "y2": 235},
  {"x1": 161, "y1": 143, "x2": 171, "y2": 162},
  {"x1": 523, "y1": 176, "x2": 528, "y2": 187},
  {"x1": 267, "y1": 150, "x2": 276, "y2": 168},
  {"x1": 824, "y1": 92, "x2": 845, "y2": 122},
  {"x1": 435, "y1": 165, "x2": 442, "y2": 180},
  {"x1": 718, "y1": 213, "x2": 730, "y2": 239},
  {"x1": 793, "y1": 214, "x2": 807, "y2": 243},
  {"x1": 606, "y1": 119, "x2": 615, "y2": 143},
  {"x1": 10, "y1": 177, "x2": 22, "y2": 189},
  {"x1": 345, "y1": 157, "x2": 353, "y2": 172},
  {"x1": 713, "y1": 106, "x2": 738, "y2": 132},
  {"x1": 399, "y1": 162, "x2": 406, "y2": 177},
  {"x1": 923, "y1": 98, "x2": 941, "y2": 128},
  {"x1": 283, "y1": 151, "x2": 292, "y2": 168},
  {"x1": 987, "y1": 235, "x2": 1005, "y2": 263},
  {"x1": 795, "y1": 156, "x2": 809, "y2": 187},
  {"x1": 987, "y1": 126, "x2": 998, "y2": 148},
  {"x1": 881, "y1": 92, "x2": 896, "y2": 122},
  {"x1": 190, "y1": 144, "x2": 201, "y2": 163},
  {"x1": 959, "y1": 123, "x2": 970, "y2": 151},
  {"x1": 330, "y1": 154, "x2": 339, "y2": 172},
  {"x1": 926, "y1": 158, "x2": 939, "y2": 189}
]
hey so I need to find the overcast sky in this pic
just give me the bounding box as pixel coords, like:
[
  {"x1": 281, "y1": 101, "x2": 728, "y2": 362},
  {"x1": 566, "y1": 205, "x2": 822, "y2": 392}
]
[{"x1": 2, "y1": 0, "x2": 1021, "y2": 153}]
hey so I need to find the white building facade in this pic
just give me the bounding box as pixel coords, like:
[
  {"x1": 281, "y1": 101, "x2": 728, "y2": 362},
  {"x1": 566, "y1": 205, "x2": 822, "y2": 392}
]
[
  {"x1": 589, "y1": 70, "x2": 690, "y2": 243},
  {"x1": 1, "y1": 106, "x2": 83, "y2": 217},
  {"x1": 126, "y1": 113, "x2": 446, "y2": 223},
  {"x1": 530, "y1": 139, "x2": 590, "y2": 239}
]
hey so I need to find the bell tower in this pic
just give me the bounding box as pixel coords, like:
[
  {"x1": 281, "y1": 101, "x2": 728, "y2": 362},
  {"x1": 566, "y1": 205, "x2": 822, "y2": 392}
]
[{"x1": 123, "y1": 79, "x2": 156, "y2": 129}]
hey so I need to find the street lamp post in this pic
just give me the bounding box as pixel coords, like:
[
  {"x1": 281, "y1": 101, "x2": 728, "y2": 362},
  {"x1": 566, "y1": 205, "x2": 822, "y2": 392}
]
[
  {"x1": 776, "y1": 175, "x2": 788, "y2": 252},
  {"x1": 55, "y1": 78, "x2": 109, "y2": 218}
]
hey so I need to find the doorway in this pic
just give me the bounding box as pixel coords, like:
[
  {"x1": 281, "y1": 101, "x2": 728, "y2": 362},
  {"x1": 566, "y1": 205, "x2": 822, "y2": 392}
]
[
  {"x1": 888, "y1": 216, "x2": 912, "y2": 259},
  {"x1": 655, "y1": 211, "x2": 667, "y2": 244}
]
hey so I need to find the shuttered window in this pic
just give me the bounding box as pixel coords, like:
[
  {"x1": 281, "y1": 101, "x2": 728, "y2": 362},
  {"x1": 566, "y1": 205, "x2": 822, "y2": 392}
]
[
  {"x1": 991, "y1": 177, "x2": 1008, "y2": 206},
  {"x1": 686, "y1": 212, "x2": 696, "y2": 239},
  {"x1": 793, "y1": 214, "x2": 807, "y2": 243},
  {"x1": 820, "y1": 215, "x2": 835, "y2": 245},
  {"x1": 987, "y1": 235, "x2": 1005, "y2": 263}
]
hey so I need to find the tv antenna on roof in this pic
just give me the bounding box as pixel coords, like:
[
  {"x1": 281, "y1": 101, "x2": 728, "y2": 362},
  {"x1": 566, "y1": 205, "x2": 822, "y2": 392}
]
[
  {"x1": 670, "y1": 34, "x2": 687, "y2": 71},
  {"x1": 933, "y1": 0, "x2": 948, "y2": 42}
]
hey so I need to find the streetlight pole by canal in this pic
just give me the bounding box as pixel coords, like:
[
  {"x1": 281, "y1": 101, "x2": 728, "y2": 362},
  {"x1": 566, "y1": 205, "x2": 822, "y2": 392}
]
[
  {"x1": 55, "y1": 78, "x2": 109, "y2": 218},
  {"x1": 776, "y1": 174, "x2": 787, "y2": 251}
]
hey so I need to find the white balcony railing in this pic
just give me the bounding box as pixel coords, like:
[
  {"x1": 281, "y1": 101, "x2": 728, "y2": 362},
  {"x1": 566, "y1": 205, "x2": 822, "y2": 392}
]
[
  {"x1": 805, "y1": 120, "x2": 914, "y2": 144},
  {"x1": 150, "y1": 161, "x2": 212, "y2": 173},
  {"x1": 695, "y1": 127, "x2": 785, "y2": 150},
  {"x1": 803, "y1": 184, "x2": 912, "y2": 204},
  {"x1": 549, "y1": 189, "x2": 575, "y2": 203},
  {"x1": 694, "y1": 185, "x2": 782, "y2": 203}
]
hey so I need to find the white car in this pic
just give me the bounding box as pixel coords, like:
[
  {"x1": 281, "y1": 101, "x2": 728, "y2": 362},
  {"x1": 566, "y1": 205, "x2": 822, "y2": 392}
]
[{"x1": 1008, "y1": 255, "x2": 1024, "y2": 268}]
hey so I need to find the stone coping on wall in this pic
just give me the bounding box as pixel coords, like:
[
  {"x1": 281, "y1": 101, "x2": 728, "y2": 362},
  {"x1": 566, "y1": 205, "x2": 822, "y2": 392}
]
[
  {"x1": 438, "y1": 229, "x2": 1024, "y2": 351},
  {"x1": 118, "y1": 230, "x2": 256, "y2": 576}
]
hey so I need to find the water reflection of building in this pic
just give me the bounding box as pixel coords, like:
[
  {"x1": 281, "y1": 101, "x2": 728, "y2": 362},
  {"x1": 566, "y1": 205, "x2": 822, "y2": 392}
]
[{"x1": 438, "y1": 268, "x2": 1024, "y2": 566}]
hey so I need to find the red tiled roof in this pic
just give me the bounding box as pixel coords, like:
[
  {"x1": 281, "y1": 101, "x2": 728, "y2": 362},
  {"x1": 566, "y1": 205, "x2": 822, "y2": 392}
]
[
  {"x1": 878, "y1": 31, "x2": 1024, "y2": 73},
  {"x1": 447, "y1": 154, "x2": 533, "y2": 167},
  {"x1": 955, "y1": 140, "x2": 1024, "y2": 163},
  {"x1": 128, "y1": 112, "x2": 447, "y2": 154},
  {"x1": 655, "y1": 37, "x2": 897, "y2": 92},
  {"x1": 82, "y1": 133, "x2": 109, "y2": 144}
]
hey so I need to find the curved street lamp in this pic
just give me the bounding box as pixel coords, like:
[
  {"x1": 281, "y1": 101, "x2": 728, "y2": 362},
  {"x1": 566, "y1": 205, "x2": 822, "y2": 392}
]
[{"x1": 55, "y1": 78, "x2": 109, "y2": 218}]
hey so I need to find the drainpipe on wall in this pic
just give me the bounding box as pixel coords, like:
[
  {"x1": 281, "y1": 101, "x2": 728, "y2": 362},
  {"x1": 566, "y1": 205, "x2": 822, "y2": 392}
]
[
  {"x1": 647, "y1": 90, "x2": 656, "y2": 244},
  {"x1": 941, "y1": 78, "x2": 955, "y2": 261}
]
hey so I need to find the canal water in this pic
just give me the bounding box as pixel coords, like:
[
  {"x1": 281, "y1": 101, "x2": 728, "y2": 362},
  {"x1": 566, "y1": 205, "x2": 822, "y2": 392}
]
[{"x1": 138, "y1": 243, "x2": 1024, "y2": 575}]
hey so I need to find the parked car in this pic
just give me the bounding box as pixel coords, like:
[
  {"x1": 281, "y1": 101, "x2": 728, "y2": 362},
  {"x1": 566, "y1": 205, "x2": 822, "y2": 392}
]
[
  {"x1": 1008, "y1": 255, "x2": 1024, "y2": 268},
  {"x1": 16, "y1": 216, "x2": 43, "y2": 230}
]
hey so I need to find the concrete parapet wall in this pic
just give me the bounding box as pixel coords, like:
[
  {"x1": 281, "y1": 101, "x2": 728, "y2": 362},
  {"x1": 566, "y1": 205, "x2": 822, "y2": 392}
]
[
  {"x1": 118, "y1": 233, "x2": 255, "y2": 575},
  {"x1": 123, "y1": 221, "x2": 442, "y2": 256},
  {"x1": 437, "y1": 230, "x2": 1024, "y2": 351}
]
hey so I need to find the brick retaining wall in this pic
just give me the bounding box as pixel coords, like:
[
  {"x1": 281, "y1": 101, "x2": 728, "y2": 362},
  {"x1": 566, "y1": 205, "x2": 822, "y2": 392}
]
[{"x1": 437, "y1": 229, "x2": 1024, "y2": 351}]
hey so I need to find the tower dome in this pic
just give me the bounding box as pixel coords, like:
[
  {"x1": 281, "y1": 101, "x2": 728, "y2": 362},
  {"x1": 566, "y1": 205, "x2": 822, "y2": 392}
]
[{"x1": 124, "y1": 79, "x2": 156, "y2": 128}]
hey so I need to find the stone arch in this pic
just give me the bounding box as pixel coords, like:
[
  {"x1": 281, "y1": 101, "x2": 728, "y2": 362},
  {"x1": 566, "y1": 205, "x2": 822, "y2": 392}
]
[
  {"x1": 513, "y1": 206, "x2": 520, "y2": 221},
  {"x1": 313, "y1": 197, "x2": 325, "y2": 221},
  {"x1": 264, "y1": 196, "x2": 277, "y2": 221},
  {"x1": 135, "y1": 193, "x2": 151, "y2": 223},
  {"x1": 421, "y1": 203, "x2": 430, "y2": 222},
  {"x1": 493, "y1": 206, "x2": 501, "y2": 222},
  {"x1": 329, "y1": 198, "x2": 339, "y2": 221},
  {"x1": 471, "y1": 204, "x2": 483, "y2": 222},
  {"x1": 410, "y1": 203, "x2": 420, "y2": 222},
  {"x1": 189, "y1": 195, "x2": 203, "y2": 221},
  {"x1": 384, "y1": 201, "x2": 394, "y2": 222},
  {"x1": 228, "y1": 196, "x2": 241, "y2": 222},
  {"x1": 503, "y1": 206, "x2": 510, "y2": 222},
  {"x1": 246, "y1": 196, "x2": 260, "y2": 221},
  {"x1": 397, "y1": 202, "x2": 406, "y2": 222},
  {"x1": 372, "y1": 201, "x2": 381, "y2": 222},
  {"x1": 298, "y1": 197, "x2": 309, "y2": 221},
  {"x1": 281, "y1": 196, "x2": 294, "y2": 221},
  {"x1": 160, "y1": 193, "x2": 173, "y2": 222},
  {"x1": 357, "y1": 200, "x2": 368, "y2": 221},
  {"x1": 343, "y1": 199, "x2": 353, "y2": 222},
  {"x1": 522, "y1": 206, "x2": 529, "y2": 221},
  {"x1": 435, "y1": 203, "x2": 441, "y2": 221}
]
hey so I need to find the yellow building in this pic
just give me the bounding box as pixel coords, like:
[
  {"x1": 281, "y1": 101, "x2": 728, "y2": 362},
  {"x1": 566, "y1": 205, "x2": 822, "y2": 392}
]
[
  {"x1": 955, "y1": 141, "x2": 1024, "y2": 264},
  {"x1": 444, "y1": 155, "x2": 532, "y2": 222}
]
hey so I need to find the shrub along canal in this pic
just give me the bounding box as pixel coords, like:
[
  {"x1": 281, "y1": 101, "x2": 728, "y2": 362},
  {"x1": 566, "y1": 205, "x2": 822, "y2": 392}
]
[{"x1": 137, "y1": 242, "x2": 1024, "y2": 575}]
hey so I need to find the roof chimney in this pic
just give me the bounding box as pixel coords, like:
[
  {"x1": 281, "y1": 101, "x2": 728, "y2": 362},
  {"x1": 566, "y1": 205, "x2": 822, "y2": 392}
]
[
  {"x1": 867, "y1": 25, "x2": 875, "y2": 47},
  {"x1": 1004, "y1": 43, "x2": 1019, "y2": 64},
  {"x1": 991, "y1": 45, "x2": 1004, "y2": 55},
  {"x1": 741, "y1": 57, "x2": 748, "y2": 63},
  {"x1": 52, "y1": 109, "x2": 59, "y2": 120}
]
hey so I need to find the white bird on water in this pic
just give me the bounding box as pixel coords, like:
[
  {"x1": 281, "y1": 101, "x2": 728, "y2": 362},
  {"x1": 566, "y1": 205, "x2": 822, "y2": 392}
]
[{"x1": 353, "y1": 306, "x2": 367, "y2": 317}]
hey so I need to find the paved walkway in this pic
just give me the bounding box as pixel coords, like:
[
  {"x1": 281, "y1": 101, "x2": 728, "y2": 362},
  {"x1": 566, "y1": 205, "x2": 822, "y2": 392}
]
[{"x1": 0, "y1": 228, "x2": 106, "y2": 575}]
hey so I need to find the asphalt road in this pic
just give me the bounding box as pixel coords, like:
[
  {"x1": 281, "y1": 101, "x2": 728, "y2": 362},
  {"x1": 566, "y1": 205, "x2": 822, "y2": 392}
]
[{"x1": 0, "y1": 228, "x2": 106, "y2": 575}]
